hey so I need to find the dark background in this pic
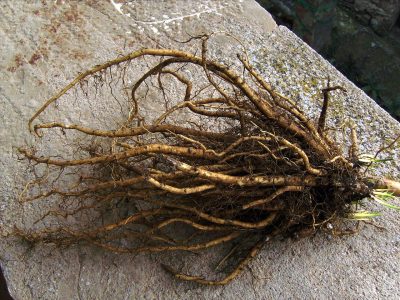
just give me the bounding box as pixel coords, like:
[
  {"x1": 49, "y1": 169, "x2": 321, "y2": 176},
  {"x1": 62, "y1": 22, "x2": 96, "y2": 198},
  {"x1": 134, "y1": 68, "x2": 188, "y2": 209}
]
[
  {"x1": 0, "y1": 267, "x2": 12, "y2": 300},
  {"x1": 256, "y1": 0, "x2": 400, "y2": 121}
]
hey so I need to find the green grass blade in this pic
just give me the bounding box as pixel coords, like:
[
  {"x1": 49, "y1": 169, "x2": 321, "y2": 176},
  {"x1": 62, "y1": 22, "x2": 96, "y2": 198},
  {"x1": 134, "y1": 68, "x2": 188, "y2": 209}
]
[
  {"x1": 373, "y1": 196, "x2": 400, "y2": 211},
  {"x1": 348, "y1": 211, "x2": 381, "y2": 220}
]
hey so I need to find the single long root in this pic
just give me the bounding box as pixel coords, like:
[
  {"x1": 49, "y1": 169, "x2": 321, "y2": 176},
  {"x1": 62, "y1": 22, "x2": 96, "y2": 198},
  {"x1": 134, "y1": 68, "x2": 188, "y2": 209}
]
[{"x1": 17, "y1": 34, "x2": 400, "y2": 285}]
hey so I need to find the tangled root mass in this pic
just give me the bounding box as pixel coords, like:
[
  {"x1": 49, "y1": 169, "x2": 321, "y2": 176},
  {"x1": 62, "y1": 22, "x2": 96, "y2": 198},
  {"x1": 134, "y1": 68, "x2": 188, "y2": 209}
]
[{"x1": 17, "y1": 36, "x2": 399, "y2": 285}]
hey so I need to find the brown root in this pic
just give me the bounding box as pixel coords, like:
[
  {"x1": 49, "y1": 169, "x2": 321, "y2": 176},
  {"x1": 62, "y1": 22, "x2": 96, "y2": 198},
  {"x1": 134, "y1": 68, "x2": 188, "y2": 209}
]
[{"x1": 17, "y1": 35, "x2": 399, "y2": 285}]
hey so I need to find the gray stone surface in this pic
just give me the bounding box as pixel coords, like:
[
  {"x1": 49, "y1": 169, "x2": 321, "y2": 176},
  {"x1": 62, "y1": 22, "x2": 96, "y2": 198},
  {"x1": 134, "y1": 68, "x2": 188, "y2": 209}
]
[{"x1": 0, "y1": 0, "x2": 399, "y2": 299}]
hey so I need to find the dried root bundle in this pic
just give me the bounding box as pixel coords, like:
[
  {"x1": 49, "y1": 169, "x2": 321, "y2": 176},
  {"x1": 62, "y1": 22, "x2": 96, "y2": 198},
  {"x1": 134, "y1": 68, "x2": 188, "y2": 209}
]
[{"x1": 17, "y1": 36, "x2": 400, "y2": 285}]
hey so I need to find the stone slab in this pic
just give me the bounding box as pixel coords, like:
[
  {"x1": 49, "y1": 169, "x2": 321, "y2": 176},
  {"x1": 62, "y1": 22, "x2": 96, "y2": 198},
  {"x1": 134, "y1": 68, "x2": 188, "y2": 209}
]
[{"x1": 0, "y1": 1, "x2": 399, "y2": 299}]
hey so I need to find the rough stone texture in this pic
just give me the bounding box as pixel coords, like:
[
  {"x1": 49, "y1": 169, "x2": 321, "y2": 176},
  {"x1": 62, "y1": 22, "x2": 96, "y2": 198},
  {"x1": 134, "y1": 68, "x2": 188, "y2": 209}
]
[
  {"x1": 0, "y1": 1, "x2": 399, "y2": 299},
  {"x1": 256, "y1": 0, "x2": 400, "y2": 120}
]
